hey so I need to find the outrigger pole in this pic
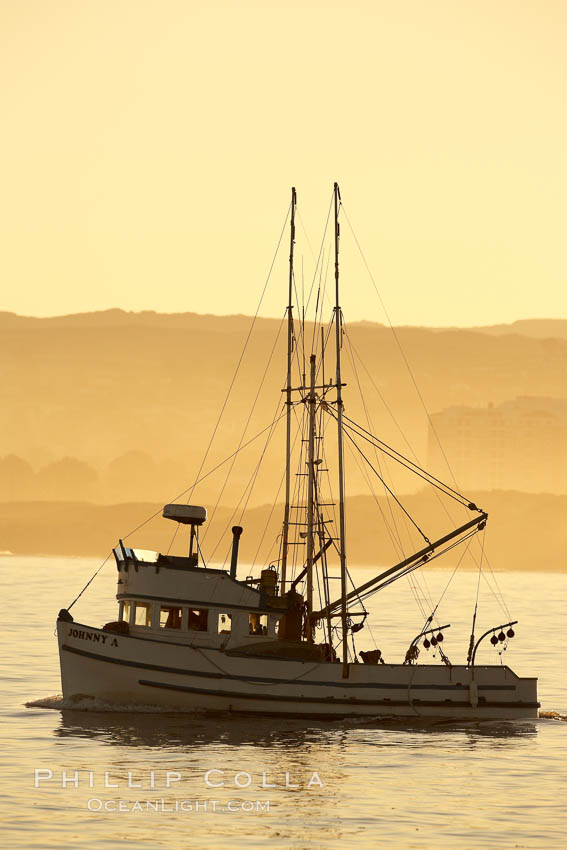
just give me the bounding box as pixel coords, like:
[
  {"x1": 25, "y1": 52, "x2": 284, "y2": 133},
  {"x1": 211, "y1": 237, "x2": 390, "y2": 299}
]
[
  {"x1": 281, "y1": 187, "x2": 296, "y2": 595},
  {"x1": 313, "y1": 512, "x2": 488, "y2": 621},
  {"x1": 333, "y1": 182, "x2": 349, "y2": 679}
]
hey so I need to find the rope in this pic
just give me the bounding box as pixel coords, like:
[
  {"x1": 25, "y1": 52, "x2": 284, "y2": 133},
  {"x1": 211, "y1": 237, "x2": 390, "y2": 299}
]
[
  {"x1": 302, "y1": 191, "x2": 333, "y2": 320},
  {"x1": 341, "y1": 202, "x2": 461, "y2": 493},
  {"x1": 208, "y1": 400, "x2": 285, "y2": 562},
  {"x1": 340, "y1": 413, "x2": 475, "y2": 509},
  {"x1": 64, "y1": 411, "x2": 288, "y2": 608},
  {"x1": 344, "y1": 329, "x2": 406, "y2": 555},
  {"x1": 327, "y1": 406, "x2": 431, "y2": 545},
  {"x1": 345, "y1": 332, "x2": 511, "y2": 618},
  {"x1": 468, "y1": 528, "x2": 486, "y2": 663},
  {"x1": 236, "y1": 407, "x2": 284, "y2": 526},
  {"x1": 251, "y1": 417, "x2": 303, "y2": 568},
  {"x1": 354, "y1": 527, "x2": 482, "y2": 608},
  {"x1": 340, "y1": 210, "x2": 516, "y2": 623},
  {"x1": 133, "y1": 412, "x2": 288, "y2": 539},
  {"x1": 202, "y1": 310, "x2": 287, "y2": 543},
  {"x1": 166, "y1": 200, "x2": 291, "y2": 555},
  {"x1": 344, "y1": 433, "x2": 402, "y2": 557},
  {"x1": 67, "y1": 553, "x2": 112, "y2": 611},
  {"x1": 345, "y1": 331, "x2": 420, "y2": 460},
  {"x1": 418, "y1": 535, "x2": 474, "y2": 634}
]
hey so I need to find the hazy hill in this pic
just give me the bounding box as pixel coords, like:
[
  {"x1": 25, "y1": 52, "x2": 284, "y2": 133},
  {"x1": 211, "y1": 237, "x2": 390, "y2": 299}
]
[
  {"x1": 469, "y1": 319, "x2": 567, "y2": 340},
  {"x1": 0, "y1": 309, "x2": 269, "y2": 332},
  {"x1": 1, "y1": 310, "x2": 567, "y2": 505},
  {"x1": 0, "y1": 491, "x2": 563, "y2": 571},
  {"x1": 2, "y1": 311, "x2": 567, "y2": 339}
]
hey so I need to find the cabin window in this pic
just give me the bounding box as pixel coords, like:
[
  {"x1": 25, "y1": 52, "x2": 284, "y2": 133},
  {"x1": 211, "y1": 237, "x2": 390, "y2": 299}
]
[
  {"x1": 218, "y1": 613, "x2": 232, "y2": 634},
  {"x1": 160, "y1": 605, "x2": 182, "y2": 629},
  {"x1": 134, "y1": 601, "x2": 152, "y2": 627},
  {"x1": 188, "y1": 609, "x2": 208, "y2": 632},
  {"x1": 121, "y1": 601, "x2": 132, "y2": 624},
  {"x1": 248, "y1": 613, "x2": 268, "y2": 636}
]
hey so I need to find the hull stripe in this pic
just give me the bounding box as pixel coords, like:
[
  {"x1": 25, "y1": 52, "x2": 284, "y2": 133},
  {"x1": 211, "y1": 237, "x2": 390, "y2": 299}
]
[
  {"x1": 61, "y1": 644, "x2": 517, "y2": 692},
  {"x1": 138, "y1": 678, "x2": 537, "y2": 711}
]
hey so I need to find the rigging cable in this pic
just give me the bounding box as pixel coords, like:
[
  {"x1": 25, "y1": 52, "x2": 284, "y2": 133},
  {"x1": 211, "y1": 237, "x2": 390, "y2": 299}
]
[
  {"x1": 343, "y1": 327, "x2": 407, "y2": 558},
  {"x1": 417, "y1": 535, "x2": 474, "y2": 636},
  {"x1": 252, "y1": 420, "x2": 302, "y2": 569},
  {"x1": 468, "y1": 527, "x2": 486, "y2": 664},
  {"x1": 340, "y1": 352, "x2": 511, "y2": 618},
  {"x1": 201, "y1": 310, "x2": 287, "y2": 544},
  {"x1": 166, "y1": 199, "x2": 291, "y2": 556},
  {"x1": 341, "y1": 324, "x2": 436, "y2": 619},
  {"x1": 211, "y1": 398, "x2": 285, "y2": 563},
  {"x1": 340, "y1": 414, "x2": 476, "y2": 510},
  {"x1": 339, "y1": 409, "x2": 512, "y2": 619},
  {"x1": 353, "y1": 526, "x2": 482, "y2": 608},
  {"x1": 64, "y1": 412, "x2": 287, "y2": 610},
  {"x1": 343, "y1": 327, "x2": 470, "y2": 619},
  {"x1": 66, "y1": 553, "x2": 112, "y2": 612},
  {"x1": 326, "y1": 406, "x2": 431, "y2": 545},
  {"x1": 283, "y1": 398, "x2": 309, "y2": 586},
  {"x1": 341, "y1": 202, "x2": 461, "y2": 493},
  {"x1": 343, "y1": 431, "x2": 405, "y2": 561},
  {"x1": 338, "y1": 217, "x2": 512, "y2": 619},
  {"x1": 302, "y1": 191, "x2": 334, "y2": 321}
]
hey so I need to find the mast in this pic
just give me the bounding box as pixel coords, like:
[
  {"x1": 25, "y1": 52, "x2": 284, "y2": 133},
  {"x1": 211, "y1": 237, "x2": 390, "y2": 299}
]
[
  {"x1": 281, "y1": 186, "x2": 296, "y2": 595},
  {"x1": 333, "y1": 181, "x2": 349, "y2": 678},
  {"x1": 306, "y1": 353, "x2": 317, "y2": 641}
]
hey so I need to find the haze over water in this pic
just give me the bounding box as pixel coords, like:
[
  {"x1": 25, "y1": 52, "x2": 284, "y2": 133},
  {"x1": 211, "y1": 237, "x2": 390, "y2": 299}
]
[{"x1": 2, "y1": 555, "x2": 565, "y2": 850}]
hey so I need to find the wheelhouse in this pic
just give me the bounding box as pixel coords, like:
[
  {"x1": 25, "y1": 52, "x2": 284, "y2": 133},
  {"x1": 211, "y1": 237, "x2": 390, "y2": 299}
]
[{"x1": 110, "y1": 505, "x2": 288, "y2": 652}]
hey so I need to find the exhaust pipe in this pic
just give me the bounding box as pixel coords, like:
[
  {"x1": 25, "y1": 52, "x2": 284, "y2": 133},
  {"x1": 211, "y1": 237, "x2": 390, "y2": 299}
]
[{"x1": 230, "y1": 526, "x2": 243, "y2": 579}]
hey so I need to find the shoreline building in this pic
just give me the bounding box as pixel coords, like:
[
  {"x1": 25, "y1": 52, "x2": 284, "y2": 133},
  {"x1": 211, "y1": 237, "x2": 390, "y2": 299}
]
[{"x1": 427, "y1": 397, "x2": 567, "y2": 493}]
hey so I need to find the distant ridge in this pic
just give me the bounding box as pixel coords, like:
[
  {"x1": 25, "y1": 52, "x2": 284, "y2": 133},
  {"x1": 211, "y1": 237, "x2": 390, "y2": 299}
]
[
  {"x1": 1, "y1": 310, "x2": 566, "y2": 339},
  {"x1": 0, "y1": 491, "x2": 564, "y2": 569},
  {"x1": 461, "y1": 319, "x2": 567, "y2": 340},
  {"x1": 1, "y1": 309, "x2": 567, "y2": 515},
  {"x1": 0, "y1": 309, "x2": 275, "y2": 332}
]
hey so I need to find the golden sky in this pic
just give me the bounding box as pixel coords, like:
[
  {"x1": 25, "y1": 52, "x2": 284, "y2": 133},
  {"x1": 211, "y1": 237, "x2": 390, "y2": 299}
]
[{"x1": 1, "y1": 0, "x2": 566, "y2": 325}]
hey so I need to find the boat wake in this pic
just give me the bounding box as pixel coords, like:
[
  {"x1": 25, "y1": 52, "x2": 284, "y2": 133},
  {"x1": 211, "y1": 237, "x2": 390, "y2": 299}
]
[{"x1": 25, "y1": 695, "x2": 200, "y2": 714}]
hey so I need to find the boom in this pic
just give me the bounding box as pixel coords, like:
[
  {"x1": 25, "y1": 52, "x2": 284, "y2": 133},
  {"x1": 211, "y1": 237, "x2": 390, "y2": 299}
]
[{"x1": 312, "y1": 512, "x2": 487, "y2": 620}]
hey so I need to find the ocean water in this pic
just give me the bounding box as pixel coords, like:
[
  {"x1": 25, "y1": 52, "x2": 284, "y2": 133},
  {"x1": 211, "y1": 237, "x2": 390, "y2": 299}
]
[{"x1": 1, "y1": 555, "x2": 565, "y2": 850}]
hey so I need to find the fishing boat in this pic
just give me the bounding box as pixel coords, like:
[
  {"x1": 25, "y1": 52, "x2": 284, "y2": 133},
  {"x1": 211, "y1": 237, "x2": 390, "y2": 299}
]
[{"x1": 57, "y1": 184, "x2": 539, "y2": 719}]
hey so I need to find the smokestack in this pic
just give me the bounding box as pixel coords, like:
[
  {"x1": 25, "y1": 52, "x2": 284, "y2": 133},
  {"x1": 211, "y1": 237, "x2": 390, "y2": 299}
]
[{"x1": 230, "y1": 526, "x2": 243, "y2": 579}]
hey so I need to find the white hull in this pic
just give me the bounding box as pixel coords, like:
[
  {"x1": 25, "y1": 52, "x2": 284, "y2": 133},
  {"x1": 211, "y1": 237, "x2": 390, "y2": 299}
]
[{"x1": 57, "y1": 621, "x2": 539, "y2": 720}]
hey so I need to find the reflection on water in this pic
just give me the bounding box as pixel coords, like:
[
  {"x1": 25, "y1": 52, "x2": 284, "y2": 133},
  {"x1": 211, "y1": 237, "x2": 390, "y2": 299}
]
[
  {"x1": 56, "y1": 709, "x2": 335, "y2": 750},
  {"x1": 53, "y1": 706, "x2": 539, "y2": 750}
]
